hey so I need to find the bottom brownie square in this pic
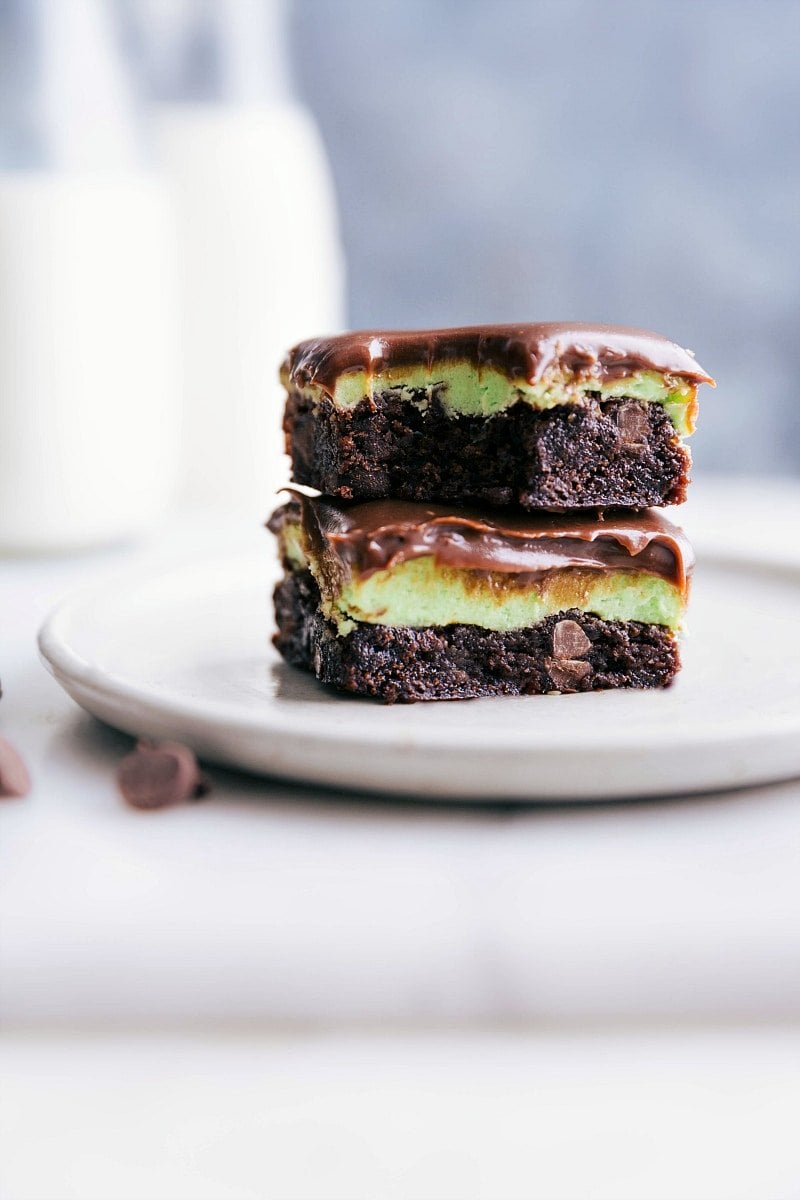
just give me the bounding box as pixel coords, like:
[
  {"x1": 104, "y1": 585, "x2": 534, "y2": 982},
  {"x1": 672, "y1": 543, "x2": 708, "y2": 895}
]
[
  {"x1": 268, "y1": 494, "x2": 690, "y2": 704},
  {"x1": 274, "y1": 570, "x2": 679, "y2": 704}
]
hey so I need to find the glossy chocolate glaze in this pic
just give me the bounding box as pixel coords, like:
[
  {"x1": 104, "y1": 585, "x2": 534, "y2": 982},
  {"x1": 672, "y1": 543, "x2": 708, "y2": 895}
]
[
  {"x1": 283, "y1": 322, "x2": 714, "y2": 392},
  {"x1": 279, "y1": 493, "x2": 693, "y2": 595}
]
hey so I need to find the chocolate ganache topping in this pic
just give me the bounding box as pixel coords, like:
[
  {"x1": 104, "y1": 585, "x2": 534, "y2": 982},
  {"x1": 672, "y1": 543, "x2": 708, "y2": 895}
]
[
  {"x1": 284, "y1": 323, "x2": 714, "y2": 392},
  {"x1": 287, "y1": 494, "x2": 694, "y2": 596}
]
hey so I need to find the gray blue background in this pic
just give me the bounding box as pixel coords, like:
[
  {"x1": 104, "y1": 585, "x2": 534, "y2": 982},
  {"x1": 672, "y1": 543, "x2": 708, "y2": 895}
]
[{"x1": 290, "y1": 0, "x2": 800, "y2": 475}]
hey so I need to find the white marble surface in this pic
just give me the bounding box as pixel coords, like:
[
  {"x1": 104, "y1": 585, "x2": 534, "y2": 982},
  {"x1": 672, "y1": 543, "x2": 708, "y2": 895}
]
[
  {"x1": 2, "y1": 478, "x2": 800, "y2": 1025},
  {"x1": 2, "y1": 1027, "x2": 800, "y2": 1200}
]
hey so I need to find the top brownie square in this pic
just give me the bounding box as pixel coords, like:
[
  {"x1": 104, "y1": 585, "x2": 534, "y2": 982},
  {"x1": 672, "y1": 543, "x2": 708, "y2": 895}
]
[{"x1": 281, "y1": 323, "x2": 713, "y2": 511}]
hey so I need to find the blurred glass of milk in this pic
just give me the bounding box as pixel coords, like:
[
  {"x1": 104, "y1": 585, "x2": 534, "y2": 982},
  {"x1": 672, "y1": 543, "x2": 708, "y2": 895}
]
[
  {"x1": 0, "y1": 0, "x2": 180, "y2": 552},
  {"x1": 142, "y1": 0, "x2": 345, "y2": 518}
]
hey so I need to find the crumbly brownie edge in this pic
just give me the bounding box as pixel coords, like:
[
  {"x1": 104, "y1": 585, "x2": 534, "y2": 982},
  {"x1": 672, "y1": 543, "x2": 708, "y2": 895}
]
[
  {"x1": 283, "y1": 391, "x2": 691, "y2": 510},
  {"x1": 272, "y1": 570, "x2": 680, "y2": 704}
]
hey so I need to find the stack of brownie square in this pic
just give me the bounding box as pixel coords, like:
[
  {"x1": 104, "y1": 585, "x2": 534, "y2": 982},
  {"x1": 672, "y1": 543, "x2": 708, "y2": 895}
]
[{"x1": 269, "y1": 323, "x2": 713, "y2": 703}]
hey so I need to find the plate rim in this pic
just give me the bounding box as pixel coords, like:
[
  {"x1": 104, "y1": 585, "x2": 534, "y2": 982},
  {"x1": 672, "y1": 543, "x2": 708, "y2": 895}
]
[{"x1": 36, "y1": 546, "x2": 800, "y2": 796}]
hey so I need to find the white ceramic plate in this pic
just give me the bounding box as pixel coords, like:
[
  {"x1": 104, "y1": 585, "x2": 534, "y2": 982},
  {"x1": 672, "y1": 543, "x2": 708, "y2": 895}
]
[{"x1": 38, "y1": 550, "x2": 800, "y2": 801}]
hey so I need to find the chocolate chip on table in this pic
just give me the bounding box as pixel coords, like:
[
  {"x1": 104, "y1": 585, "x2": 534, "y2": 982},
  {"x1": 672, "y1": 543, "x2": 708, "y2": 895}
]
[
  {"x1": 0, "y1": 736, "x2": 32, "y2": 799},
  {"x1": 117, "y1": 740, "x2": 209, "y2": 810}
]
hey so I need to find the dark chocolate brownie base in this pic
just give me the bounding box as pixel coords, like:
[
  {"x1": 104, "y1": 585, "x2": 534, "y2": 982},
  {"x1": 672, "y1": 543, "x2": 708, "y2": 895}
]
[
  {"x1": 273, "y1": 570, "x2": 680, "y2": 704},
  {"x1": 284, "y1": 390, "x2": 690, "y2": 510}
]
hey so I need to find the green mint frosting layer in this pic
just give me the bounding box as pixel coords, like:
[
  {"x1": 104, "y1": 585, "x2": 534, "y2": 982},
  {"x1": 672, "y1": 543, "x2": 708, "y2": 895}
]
[
  {"x1": 279, "y1": 525, "x2": 684, "y2": 636},
  {"x1": 290, "y1": 364, "x2": 696, "y2": 437},
  {"x1": 330, "y1": 557, "x2": 683, "y2": 634}
]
